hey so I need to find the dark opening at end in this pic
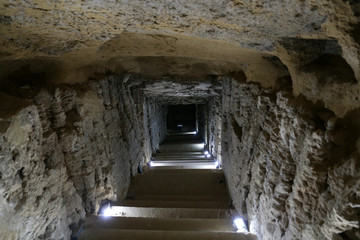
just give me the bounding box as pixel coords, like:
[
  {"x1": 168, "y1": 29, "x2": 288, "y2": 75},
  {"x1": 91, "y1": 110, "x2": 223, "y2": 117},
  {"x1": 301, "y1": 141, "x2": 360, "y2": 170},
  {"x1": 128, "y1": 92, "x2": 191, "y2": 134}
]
[{"x1": 167, "y1": 104, "x2": 196, "y2": 133}]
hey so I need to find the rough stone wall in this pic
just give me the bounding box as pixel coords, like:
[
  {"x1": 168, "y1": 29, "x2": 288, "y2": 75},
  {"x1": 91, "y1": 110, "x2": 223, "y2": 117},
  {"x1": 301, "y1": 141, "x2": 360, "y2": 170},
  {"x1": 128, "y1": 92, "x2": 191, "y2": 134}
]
[
  {"x1": 276, "y1": 38, "x2": 360, "y2": 117},
  {"x1": 196, "y1": 104, "x2": 206, "y2": 142},
  {"x1": 219, "y1": 77, "x2": 360, "y2": 240},
  {"x1": 144, "y1": 98, "x2": 167, "y2": 152},
  {"x1": 0, "y1": 104, "x2": 83, "y2": 240},
  {"x1": 0, "y1": 75, "x2": 160, "y2": 240},
  {"x1": 89, "y1": 75, "x2": 154, "y2": 198},
  {"x1": 206, "y1": 96, "x2": 223, "y2": 164}
]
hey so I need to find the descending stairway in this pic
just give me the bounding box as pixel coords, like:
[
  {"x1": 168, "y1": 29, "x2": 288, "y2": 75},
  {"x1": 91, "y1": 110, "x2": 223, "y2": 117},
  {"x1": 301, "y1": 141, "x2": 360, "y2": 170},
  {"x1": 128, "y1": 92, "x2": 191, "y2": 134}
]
[
  {"x1": 150, "y1": 131, "x2": 219, "y2": 169},
  {"x1": 79, "y1": 132, "x2": 257, "y2": 240}
]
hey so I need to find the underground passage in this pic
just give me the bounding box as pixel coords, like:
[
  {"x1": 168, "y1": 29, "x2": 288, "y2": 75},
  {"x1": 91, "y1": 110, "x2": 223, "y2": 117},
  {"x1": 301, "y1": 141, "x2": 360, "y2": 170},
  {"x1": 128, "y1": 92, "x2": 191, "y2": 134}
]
[{"x1": 0, "y1": 1, "x2": 360, "y2": 240}]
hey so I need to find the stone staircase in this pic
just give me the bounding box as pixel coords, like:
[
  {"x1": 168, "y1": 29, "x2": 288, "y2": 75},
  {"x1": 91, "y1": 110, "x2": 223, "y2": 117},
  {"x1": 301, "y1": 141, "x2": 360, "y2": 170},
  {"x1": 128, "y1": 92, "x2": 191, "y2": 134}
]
[
  {"x1": 79, "y1": 132, "x2": 257, "y2": 240},
  {"x1": 150, "y1": 132, "x2": 218, "y2": 169}
]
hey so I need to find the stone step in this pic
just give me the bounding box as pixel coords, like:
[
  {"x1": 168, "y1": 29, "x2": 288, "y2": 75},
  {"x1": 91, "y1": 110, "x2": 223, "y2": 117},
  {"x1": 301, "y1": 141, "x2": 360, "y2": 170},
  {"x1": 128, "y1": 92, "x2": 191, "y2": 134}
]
[
  {"x1": 98, "y1": 206, "x2": 231, "y2": 219},
  {"x1": 160, "y1": 142, "x2": 205, "y2": 152},
  {"x1": 153, "y1": 156, "x2": 207, "y2": 159},
  {"x1": 166, "y1": 131, "x2": 199, "y2": 136},
  {"x1": 153, "y1": 151, "x2": 204, "y2": 157},
  {"x1": 119, "y1": 199, "x2": 229, "y2": 209},
  {"x1": 154, "y1": 152, "x2": 204, "y2": 156},
  {"x1": 129, "y1": 170, "x2": 227, "y2": 196},
  {"x1": 80, "y1": 229, "x2": 257, "y2": 240},
  {"x1": 151, "y1": 159, "x2": 212, "y2": 162},
  {"x1": 165, "y1": 135, "x2": 202, "y2": 141},
  {"x1": 150, "y1": 161, "x2": 217, "y2": 169},
  {"x1": 153, "y1": 156, "x2": 209, "y2": 160},
  {"x1": 150, "y1": 161, "x2": 215, "y2": 165},
  {"x1": 160, "y1": 146, "x2": 204, "y2": 152},
  {"x1": 130, "y1": 194, "x2": 230, "y2": 202},
  {"x1": 149, "y1": 164, "x2": 218, "y2": 170},
  {"x1": 154, "y1": 157, "x2": 209, "y2": 161},
  {"x1": 161, "y1": 139, "x2": 204, "y2": 144},
  {"x1": 154, "y1": 155, "x2": 208, "y2": 160},
  {"x1": 145, "y1": 168, "x2": 222, "y2": 174},
  {"x1": 85, "y1": 215, "x2": 236, "y2": 232}
]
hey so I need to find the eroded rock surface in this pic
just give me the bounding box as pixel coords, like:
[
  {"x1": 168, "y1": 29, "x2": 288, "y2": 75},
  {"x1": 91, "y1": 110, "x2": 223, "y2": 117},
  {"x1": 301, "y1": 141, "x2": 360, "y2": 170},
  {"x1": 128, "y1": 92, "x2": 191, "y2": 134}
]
[
  {"x1": 212, "y1": 77, "x2": 360, "y2": 240},
  {"x1": 0, "y1": 103, "x2": 84, "y2": 240},
  {"x1": 0, "y1": 75, "x2": 167, "y2": 239},
  {"x1": 1, "y1": 0, "x2": 359, "y2": 118},
  {"x1": 0, "y1": 0, "x2": 358, "y2": 56}
]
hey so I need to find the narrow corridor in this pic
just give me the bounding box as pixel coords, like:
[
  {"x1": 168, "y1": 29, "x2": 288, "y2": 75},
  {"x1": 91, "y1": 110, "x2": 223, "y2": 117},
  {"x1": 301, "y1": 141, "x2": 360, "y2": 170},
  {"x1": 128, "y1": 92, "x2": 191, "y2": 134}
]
[{"x1": 80, "y1": 132, "x2": 257, "y2": 240}]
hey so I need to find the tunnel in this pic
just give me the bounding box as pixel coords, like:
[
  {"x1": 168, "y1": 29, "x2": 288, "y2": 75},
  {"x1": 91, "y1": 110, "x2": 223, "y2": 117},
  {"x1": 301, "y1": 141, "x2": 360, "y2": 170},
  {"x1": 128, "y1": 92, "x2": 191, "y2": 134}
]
[{"x1": 0, "y1": 1, "x2": 360, "y2": 240}]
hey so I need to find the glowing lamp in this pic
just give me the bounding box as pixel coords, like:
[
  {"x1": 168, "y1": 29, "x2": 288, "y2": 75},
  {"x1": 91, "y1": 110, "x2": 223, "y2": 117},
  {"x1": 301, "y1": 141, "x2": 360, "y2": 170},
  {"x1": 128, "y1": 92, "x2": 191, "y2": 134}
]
[
  {"x1": 233, "y1": 218, "x2": 248, "y2": 233},
  {"x1": 103, "y1": 204, "x2": 113, "y2": 217}
]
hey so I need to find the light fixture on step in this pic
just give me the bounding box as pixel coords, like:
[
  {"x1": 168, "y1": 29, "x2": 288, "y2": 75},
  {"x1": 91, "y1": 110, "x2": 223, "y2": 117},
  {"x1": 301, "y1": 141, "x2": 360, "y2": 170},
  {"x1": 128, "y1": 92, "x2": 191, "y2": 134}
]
[
  {"x1": 103, "y1": 204, "x2": 114, "y2": 217},
  {"x1": 206, "y1": 153, "x2": 211, "y2": 158},
  {"x1": 204, "y1": 151, "x2": 209, "y2": 155},
  {"x1": 192, "y1": 131, "x2": 197, "y2": 135},
  {"x1": 214, "y1": 160, "x2": 219, "y2": 168},
  {"x1": 149, "y1": 161, "x2": 154, "y2": 167},
  {"x1": 233, "y1": 217, "x2": 248, "y2": 233},
  {"x1": 101, "y1": 205, "x2": 124, "y2": 217}
]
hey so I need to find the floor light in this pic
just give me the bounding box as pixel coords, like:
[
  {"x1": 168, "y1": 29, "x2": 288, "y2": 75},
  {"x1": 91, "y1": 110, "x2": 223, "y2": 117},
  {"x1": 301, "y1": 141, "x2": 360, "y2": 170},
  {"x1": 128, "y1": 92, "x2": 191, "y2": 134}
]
[
  {"x1": 103, "y1": 204, "x2": 114, "y2": 217},
  {"x1": 233, "y1": 218, "x2": 248, "y2": 233}
]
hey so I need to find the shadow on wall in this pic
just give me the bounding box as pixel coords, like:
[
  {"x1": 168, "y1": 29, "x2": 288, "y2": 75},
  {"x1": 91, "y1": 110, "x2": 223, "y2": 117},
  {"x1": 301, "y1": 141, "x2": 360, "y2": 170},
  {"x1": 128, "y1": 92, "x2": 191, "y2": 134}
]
[
  {"x1": 0, "y1": 59, "x2": 60, "y2": 98},
  {"x1": 302, "y1": 54, "x2": 357, "y2": 86},
  {"x1": 280, "y1": 37, "x2": 357, "y2": 86}
]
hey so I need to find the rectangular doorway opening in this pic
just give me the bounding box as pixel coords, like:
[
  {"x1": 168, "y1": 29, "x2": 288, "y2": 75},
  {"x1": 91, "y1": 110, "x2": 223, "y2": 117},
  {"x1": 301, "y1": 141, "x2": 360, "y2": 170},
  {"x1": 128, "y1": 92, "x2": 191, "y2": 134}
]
[{"x1": 167, "y1": 104, "x2": 196, "y2": 133}]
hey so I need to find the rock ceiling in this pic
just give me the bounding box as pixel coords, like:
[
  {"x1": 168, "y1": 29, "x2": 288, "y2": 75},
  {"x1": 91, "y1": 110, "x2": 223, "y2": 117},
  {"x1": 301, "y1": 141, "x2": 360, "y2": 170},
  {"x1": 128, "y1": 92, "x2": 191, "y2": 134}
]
[
  {"x1": 0, "y1": 0, "x2": 359, "y2": 115},
  {"x1": 1, "y1": 0, "x2": 358, "y2": 76},
  {"x1": 0, "y1": 0, "x2": 338, "y2": 55},
  {"x1": 142, "y1": 76, "x2": 222, "y2": 104}
]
